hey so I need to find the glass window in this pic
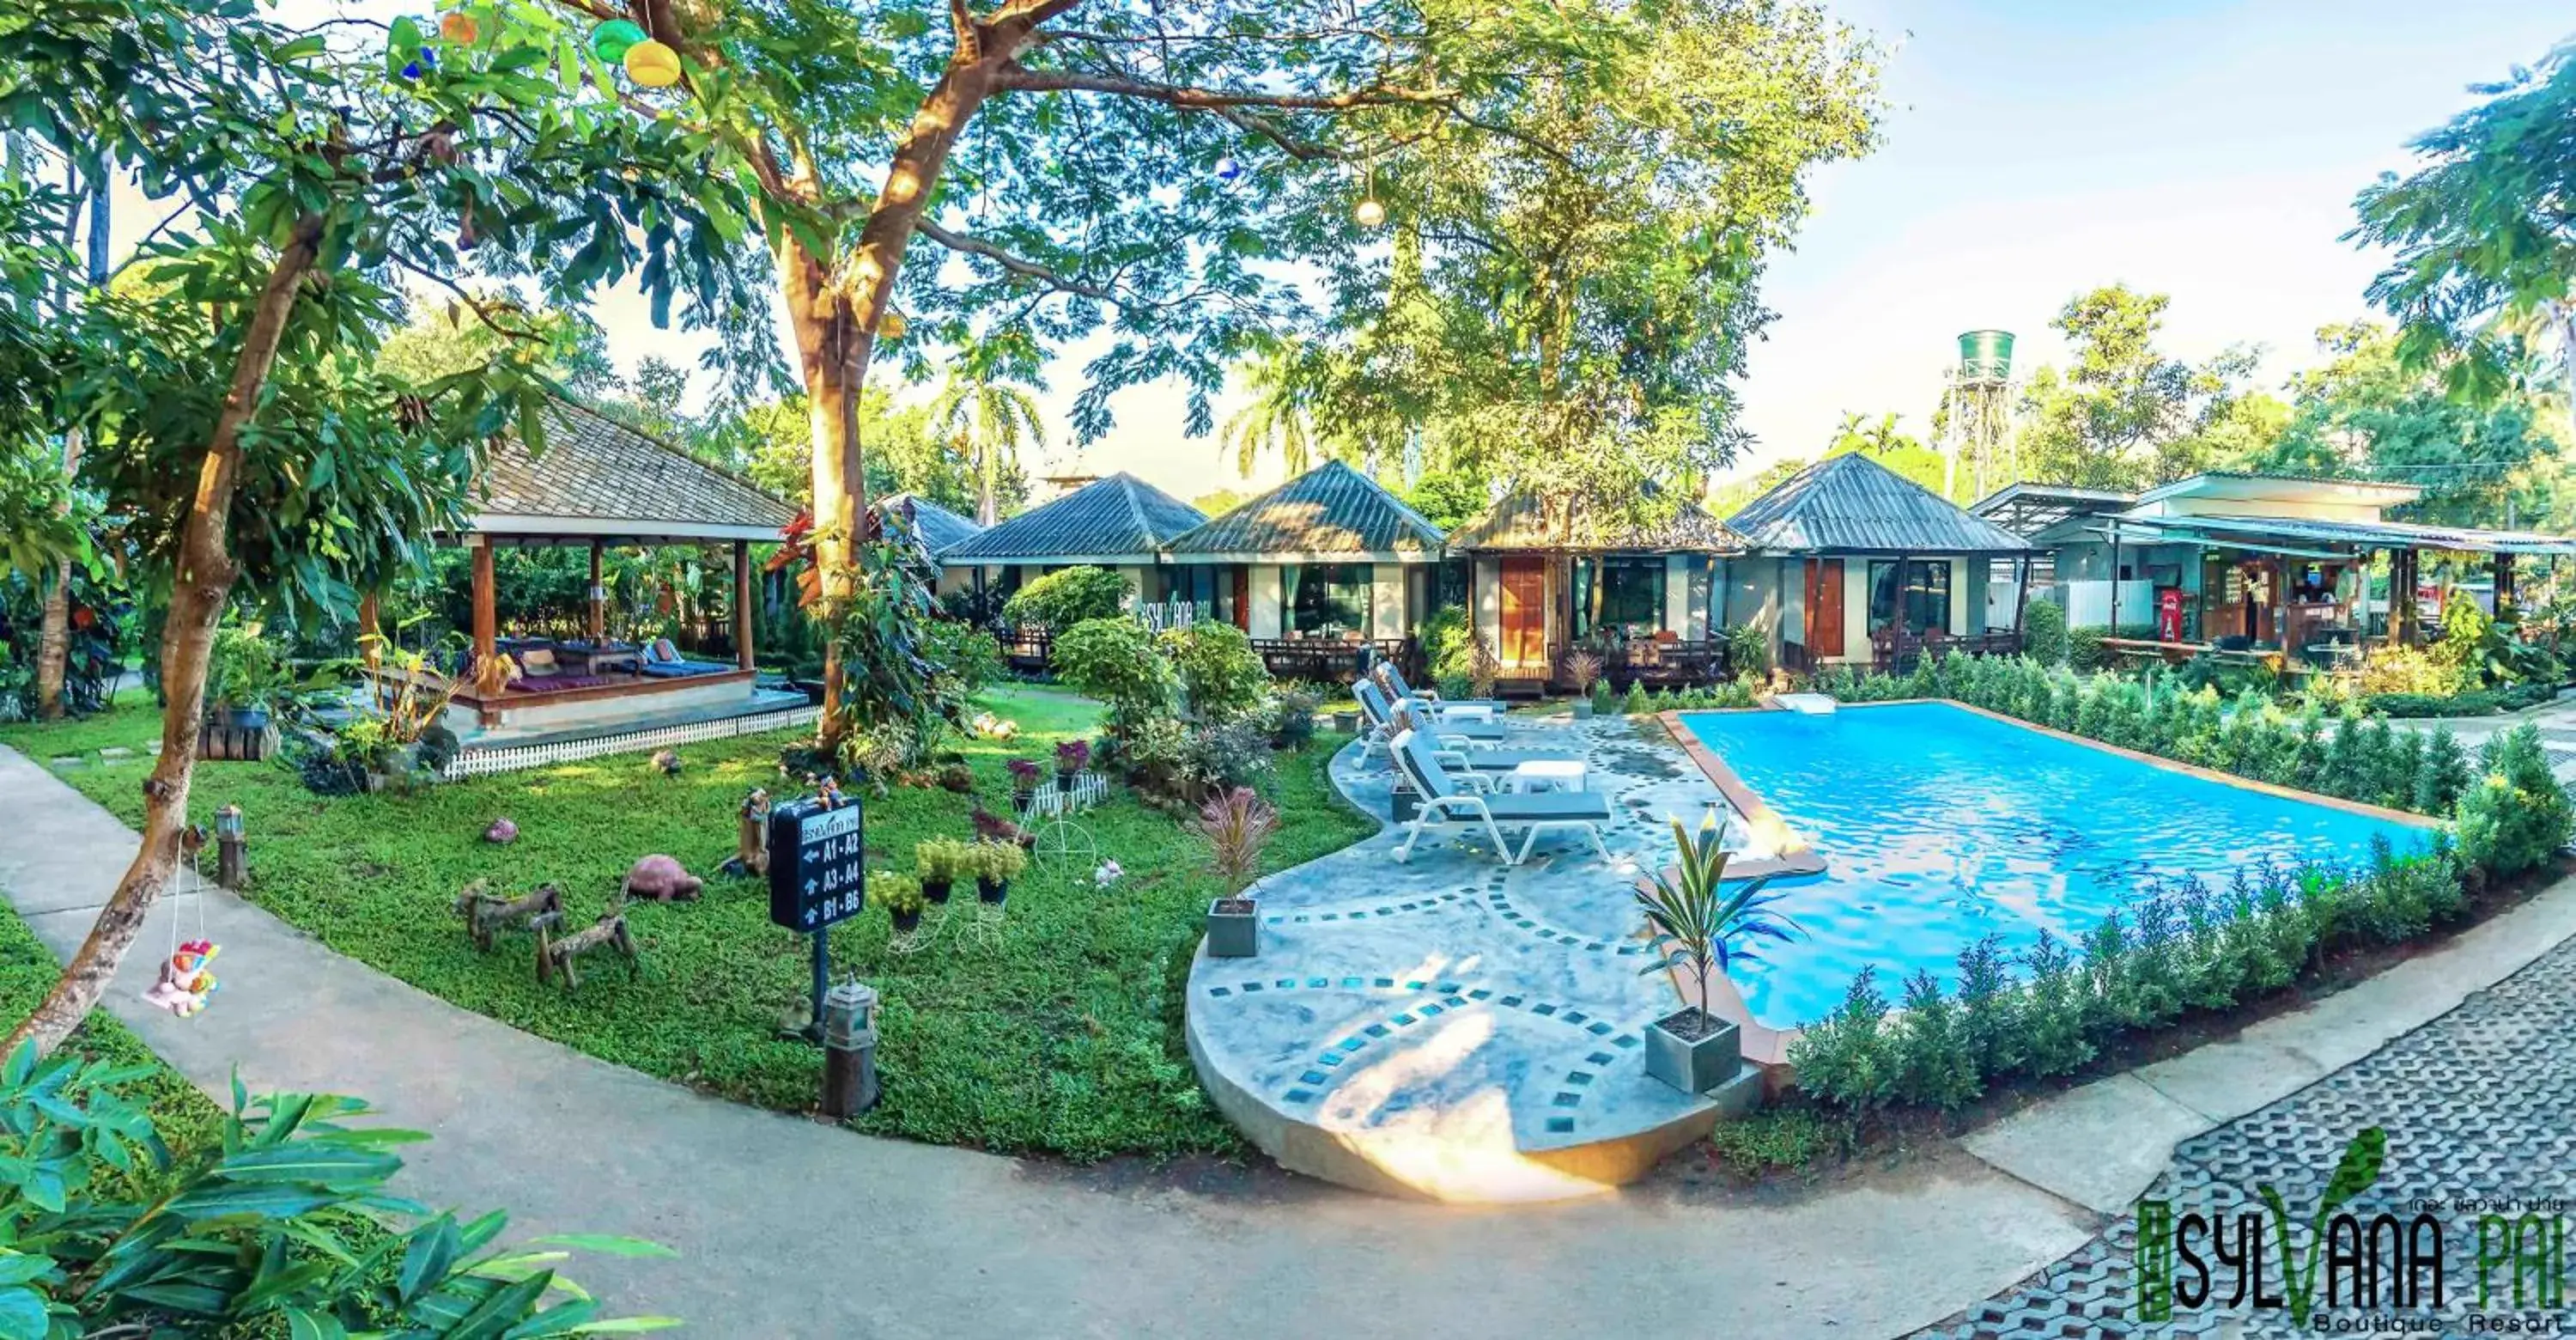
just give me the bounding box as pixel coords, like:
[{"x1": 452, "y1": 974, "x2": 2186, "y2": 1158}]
[
  {"x1": 1582, "y1": 557, "x2": 1665, "y2": 636},
  {"x1": 1286, "y1": 563, "x2": 1371, "y2": 636},
  {"x1": 1868, "y1": 559, "x2": 1952, "y2": 633}
]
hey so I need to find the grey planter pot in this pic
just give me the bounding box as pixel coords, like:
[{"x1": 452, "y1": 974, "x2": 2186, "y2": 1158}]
[
  {"x1": 1330, "y1": 710, "x2": 1360, "y2": 734},
  {"x1": 1206, "y1": 898, "x2": 1259, "y2": 958},
  {"x1": 1645, "y1": 1010, "x2": 1743, "y2": 1096},
  {"x1": 1571, "y1": 700, "x2": 1595, "y2": 721},
  {"x1": 1389, "y1": 782, "x2": 1421, "y2": 825}
]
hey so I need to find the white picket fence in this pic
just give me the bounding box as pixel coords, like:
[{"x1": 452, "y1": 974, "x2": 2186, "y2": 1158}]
[{"x1": 440, "y1": 704, "x2": 819, "y2": 780}]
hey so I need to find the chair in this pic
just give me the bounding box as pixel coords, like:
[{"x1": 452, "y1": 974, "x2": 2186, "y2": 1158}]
[
  {"x1": 1371, "y1": 661, "x2": 1506, "y2": 716},
  {"x1": 1357, "y1": 679, "x2": 1504, "y2": 759},
  {"x1": 1389, "y1": 729, "x2": 1611, "y2": 866}
]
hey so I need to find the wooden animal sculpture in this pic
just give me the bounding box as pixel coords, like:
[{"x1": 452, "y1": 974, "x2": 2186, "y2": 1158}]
[
  {"x1": 535, "y1": 907, "x2": 637, "y2": 990},
  {"x1": 453, "y1": 879, "x2": 563, "y2": 953},
  {"x1": 724, "y1": 789, "x2": 771, "y2": 879},
  {"x1": 623, "y1": 854, "x2": 703, "y2": 902}
]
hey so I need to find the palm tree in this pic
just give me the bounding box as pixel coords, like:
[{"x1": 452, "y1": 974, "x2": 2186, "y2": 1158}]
[
  {"x1": 1219, "y1": 343, "x2": 1325, "y2": 478},
  {"x1": 929, "y1": 366, "x2": 1047, "y2": 527}
]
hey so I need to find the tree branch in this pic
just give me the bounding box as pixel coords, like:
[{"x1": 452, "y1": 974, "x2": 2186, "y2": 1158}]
[
  {"x1": 996, "y1": 64, "x2": 1452, "y2": 112},
  {"x1": 914, "y1": 218, "x2": 1118, "y2": 302},
  {"x1": 392, "y1": 256, "x2": 550, "y2": 344}
]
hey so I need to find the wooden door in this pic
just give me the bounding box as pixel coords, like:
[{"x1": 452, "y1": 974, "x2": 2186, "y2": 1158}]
[
  {"x1": 1803, "y1": 558, "x2": 1844, "y2": 660},
  {"x1": 1499, "y1": 557, "x2": 1547, "y2": 667},
  {"x1": 1230, "y1": 566, "x2": 1250, "y2": 631}
]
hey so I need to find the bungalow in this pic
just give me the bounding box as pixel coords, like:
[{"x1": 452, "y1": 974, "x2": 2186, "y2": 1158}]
[
  {"x1": 933, "y1": 471, "x2": 1207, "y2": 605},
  {"x1": 1445, "y1": 488, "x2": 1742, "y2": 691},
  {"x1": 1161, "y1": 460, "x2": 1448, "y2": 679},
  {"x1": 1978, "y1": 471, "x2": 2576, "y2": 669},
  {"x1": 878, "y1": 494, "x2": 984, "y2": 598},
  {"x1": 1722, "y1": 453, "x2": 2037, "y2": 673}
]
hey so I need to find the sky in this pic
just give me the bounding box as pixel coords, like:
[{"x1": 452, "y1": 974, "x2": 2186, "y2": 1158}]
[{"x1": 112, "y1": 0, "x2": 2576, "y2": 507}]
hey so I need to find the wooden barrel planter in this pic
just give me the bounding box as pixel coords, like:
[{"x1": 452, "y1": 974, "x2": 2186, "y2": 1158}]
[{"x1": 197, "y1": 722, "x2": 279, "y2": 763}]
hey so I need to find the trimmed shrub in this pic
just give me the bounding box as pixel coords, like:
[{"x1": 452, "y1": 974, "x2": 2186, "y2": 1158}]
[
  {"x1": 2067, "y1": 624, "x2": 2110, "y2": 672},
  {"x1": 1051, "y1": 617, "x2": 1176, "y2": 728},
  {"x1": 1163, "y1": 621, "x2": 1269, "y2": 722},
  {"x1": 1784, "y1": 967, "x2": 1896, "y2": 1112},
  {"x1": 2022, "y1": 599, "x2": 2069, "y2": 666},
  {"x1": 1003, "y1": 564, "x2": 1131, "y2": 630},
  {"x1": 2413, "y1": 726, "x2": 2473, "y2": 813},
  {"x1": 2457, "y1": 724, "x2": 2573, "y2": 877},
  {"x1": 1723, "y1": 622, "x2": 1771, "y2": 679},
  {"x1": 1416, "y1": 606, "x2": 1474, "y2": 685},
  {"x1": 1888, "y1": 968, "x2": 1982, "y2": 1111},
  {"x1": 1621, "y1": 681, "x2": 1649, "y2": 715}
]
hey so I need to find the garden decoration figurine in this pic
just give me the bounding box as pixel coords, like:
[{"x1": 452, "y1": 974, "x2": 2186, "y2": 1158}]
[
  {"x1": 1093, "y1": 859, "x2": 1124, "y2": 888},
  {"x1": 652, "y1": 748, "x2": 683, "y2": 777},
  {"x1": 623, "y1": 854, "x2": 704, "y2": 902},
  {"x1": 143, "y1": 941, "x2": 220, "y2": 1018},
  {"x1": 483, "y1": 816, "x2": 519, "y2": 845},
  {"x1": 969, "y1": 710, "x2": 1018, "y2": 741},
  {"x1": 724, "y1": 789, "x2": 772, "y2": 879}
]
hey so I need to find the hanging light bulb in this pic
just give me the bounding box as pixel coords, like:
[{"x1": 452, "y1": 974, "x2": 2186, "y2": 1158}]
[
  {"x1": 589, "y1": 18, "x2": 647, "y2": 61},
  {"x1": 1353, "y1": 198, "x2": 1386, "y2": 228},
  {"x1": 623, "y1": 38, "x2": 682, "y2": 88},
  {"x1": 1213, "y1": 155, "x2": 1242, "y2": 184}
]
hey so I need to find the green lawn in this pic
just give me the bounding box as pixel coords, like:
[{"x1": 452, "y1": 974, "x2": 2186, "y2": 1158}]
[
  {"x1": 0, "y1": 905, "x2": 224, "y2": 1162},
  {"x1": 1, "y1": 686, "x2": 1374, "y2": 1160}
]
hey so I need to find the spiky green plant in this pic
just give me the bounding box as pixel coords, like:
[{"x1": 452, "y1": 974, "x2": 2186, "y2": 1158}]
[{"x1": 1635, "y1": 813, "x2": 1801, "y2": 1020}]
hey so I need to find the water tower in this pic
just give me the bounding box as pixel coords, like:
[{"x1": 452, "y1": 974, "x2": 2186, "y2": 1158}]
[{"x1": 1941, "y1": 330, "x2": 2018, "y2": 502}]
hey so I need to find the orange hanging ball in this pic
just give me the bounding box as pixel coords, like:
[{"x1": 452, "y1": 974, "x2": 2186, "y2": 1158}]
[
  {"x1": 879, "y1": 311, "x2": 907, "y2": 340},
  {"x1": 440, "y1": 11, "x2": 478, "y2": 44},
  {"x1": 623, "y1": 38, "x2": 682, "y2": 88}
]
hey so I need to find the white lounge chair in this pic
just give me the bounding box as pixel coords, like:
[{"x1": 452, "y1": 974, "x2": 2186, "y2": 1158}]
[
  {"x1": 1390, "y1": 728, "x2": 1612, "y2": 866},
  {"x1": 1357, "y1": 679, "x2": 1505, "y2": 760},
  {"x1": 1370, "y1": 661, "x2": 1507, "y2": 716}
]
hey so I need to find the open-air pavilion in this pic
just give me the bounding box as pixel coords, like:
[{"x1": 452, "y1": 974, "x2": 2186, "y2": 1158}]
[{"x1": 369, "y1": 400, "x2": 805, "y2": 745}]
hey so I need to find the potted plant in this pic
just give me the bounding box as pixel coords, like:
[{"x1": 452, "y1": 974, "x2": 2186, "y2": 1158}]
[
  {"x1": 879, "y1": 873, "x2": 926, "y2": 934},
  {"x1": 1636, "y1": 813, "x2": 1800, "y2": 1103},
  {"x1": 972, "y1": 839, "x2": 1026, "y2": 904},
  {"x1": 1564, "y1": 649, "x2": 1604, "y2": 719},
  {"x1": 207, "y1": 626, "x2": 290, "y2": 731},
  {"x1": 914, "y1": 837, "x2": 968, "y2": 904},
  {"x1": 1196, "y1": 785, "x2": 1276, "y2": 958},
  {"x1": 1054, "y1": 739, "x2": 1090, "y2": 793},
  {"x1": 1006, "y1": 758, "x2": 1042, "y2": 804}
]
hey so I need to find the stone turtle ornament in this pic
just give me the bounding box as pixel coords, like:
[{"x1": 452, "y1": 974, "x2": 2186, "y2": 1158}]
[{"x1": 623, "y1": 854, "x2": 703, "y2": 902}]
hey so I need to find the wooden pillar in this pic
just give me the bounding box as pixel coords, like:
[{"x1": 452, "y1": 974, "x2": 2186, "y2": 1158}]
[
  {"x1": 2106, "y1": 532, "x2": 2123, "y2": 634},
  {"x1": 2395, "y1": 548, "x2": 2419, "y2": 645},
  {"x1": 2012, "y1": 553, "x2": 2032, "y2": 639},
  {"x1": 2496, "y1": 551, "x2": 2518, "y2": 622},
  {"x1": 734, "y1": 539, "x2": 756, "y2": 672},
  {"x1": 471, "y1": 539, "x2": 497, "y2": 667},
  {"x1": 588, "y1": 540, "x2": 605, "y2": 644}
]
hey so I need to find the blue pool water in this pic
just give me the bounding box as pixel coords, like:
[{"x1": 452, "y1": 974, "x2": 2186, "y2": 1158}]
[{"x1": 1676, "y1": 703, "x2": 2434, "y2": 1030}]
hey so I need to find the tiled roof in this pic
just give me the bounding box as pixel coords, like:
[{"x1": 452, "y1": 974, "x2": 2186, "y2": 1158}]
[
  {"x1": 1166, "y1": 460, "x2": 1444, "y2": 557},
  {"x1": 1446, "y1": 486, "x2": 1743, "y2": 552},
  {"x1": 937, "y1": 472, "x2": 1206, "y2": 562},
  {"x1": 471, "y1": 399, "x2": 798, "y2": 539},
  {"x1": 880, "y1": 494, "x2": 983, "y2": 553},
  {"x1": 1725, "y1": 454, "x2": 2032, "y2": 554}
]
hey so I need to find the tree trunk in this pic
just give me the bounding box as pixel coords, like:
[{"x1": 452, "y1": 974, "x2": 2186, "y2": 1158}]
[
  {"x1": 33, "y1": 554, "x2": 70, "y2": 719},
  {"x1": 779, "y1": 23, "x2": 1022, "y2": 756},
  {"x1": 7, "y1": 216, "x2": 325, "y2": 1057}
]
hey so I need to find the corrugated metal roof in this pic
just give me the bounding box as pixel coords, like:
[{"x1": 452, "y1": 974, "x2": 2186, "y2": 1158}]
[
  {"x1": 1447, "y1": 487, "x2": 1744, "y2": 552},
  {"x1": 472, "y1": 399, "x2": 798, "y2": 537},
  {"x1": 1725, "y1": 454, "x2": 2032, "y2": 554},
  {"x1": 937, "y1": 472, "x2": 1206, "y2": 562},
  {"x1": 2119, "y1": 512, "x2": 2576, "y2": 557},
  {"x1": 880, "y1": 494, "x2": 983, "y2": 554},
  {"x1": 1165, "y1": 460, "x2": 1443, "y2": 557}
]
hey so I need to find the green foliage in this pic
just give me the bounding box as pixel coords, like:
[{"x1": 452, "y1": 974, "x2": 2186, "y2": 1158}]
[
  {"x1": 1794, "y1": 848, "x2": 2476, "y2": 1117},
  {"x1": 1003, "y1": 565, "x2": 1131, "y2": 631},
  {"x1": 2066, "y1": 625, "x2": 2111, "y2": 672},
  {"x1": 1621, "y1": 681, "x2": 1650, "y2": 715},
  {"x1": 2011, "y1": 284, "x2": 2269, "y2": 490},
  {"x1": 1162, "y1": 621, "x2": 1269, "y2": 722},
  {"x1": 204, "y1": 624, "x2": 291, "y2": 714},
  {"x1": 877, "y1": 872, "x2": 925, "y2": 917},
  {"x1": 2457, "y1": 724, "x2": 2574, "y2": 876},
  {"x1": 2021, "y1": 599, "x2": 2069, "y2": 666},
  {"x1": 826, "y1": 540, "x2": 952, "y2": 767},
  {"x1": 1722, "y1": 621, "x2": 1771, "y2": 679},
  {"x1": 1703, "y1": 1106, "x2": 1859, "y2": 1174},
  {"x1": 1415, "y1": 606, "x2": 1474, "y2": 685},
  {"x1": 0, "y1": 689, "x2": 1375, "y2": 1160},
  {"x1": 1051, "y1": 618, "x2": 1179, "y2": 731},
  {"x1": 2415, "y1": 726, "x2": 2475, "y2": 813},
  {"x1": 0, "y1": 1041, "x2": 673, "y2": 1336}
]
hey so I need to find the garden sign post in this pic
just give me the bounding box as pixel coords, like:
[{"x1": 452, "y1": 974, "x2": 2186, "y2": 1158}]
[{"x1": 768, "y1": 791, "x2": 866, "y2": 1044}]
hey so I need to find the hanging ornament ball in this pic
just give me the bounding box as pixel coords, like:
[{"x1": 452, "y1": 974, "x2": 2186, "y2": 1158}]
[
  {"x1": 1353, "y1": 198, "x2": 1387, "y2": 228},
  {"x1": 440, "y1": 12, "x2": 478, "y2": 44},
  {"x1": 589, "y1": 18, "x2": 647, "y2": 62},
  {"x1": 400, "y1": 58, "x2": 424, "y2": 81},
  {"x1": 1213, "y1": 155, "x2": 1242, "y2": 183},
  {"x1": 417, "y1": 45, "x2": 438, "y2": 71},
  {"x1": 879, "y1": 311, "x2": 908, "y2": 340},
  {"x1": 623, "y1": 38, "x2": 682, "y2": 88}
]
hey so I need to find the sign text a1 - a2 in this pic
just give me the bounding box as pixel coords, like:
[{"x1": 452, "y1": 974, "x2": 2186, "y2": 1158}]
[{"x1": 768, "y1": 798, "x2": 865, "y2": 932}]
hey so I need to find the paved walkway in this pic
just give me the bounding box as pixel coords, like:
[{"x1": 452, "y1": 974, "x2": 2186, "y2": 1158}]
[{"x1": 3, "y1": 741, "x2": 2573, "y2": 1337}]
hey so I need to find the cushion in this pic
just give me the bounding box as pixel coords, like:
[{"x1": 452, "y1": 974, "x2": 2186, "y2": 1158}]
[
  {"x1": 1481, "y1": 791, "x2": 1612, "y2": 821},
  {"x1": 519, "y1": 649, "x2": 560, "y2": 676},
  {"x1": 648, "y1": 637, "x2": 682, "y2": 664}
]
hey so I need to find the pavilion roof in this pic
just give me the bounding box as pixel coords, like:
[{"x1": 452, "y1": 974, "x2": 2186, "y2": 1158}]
[
  {"x1": 1165, "y1": 460, "x2": 1444, "y2": 560},
  {"x1": 938, "y1": 472, "x2": 1206, "y2": 563},
  {"x1": 1727, "y1": 454, "x2": 2033, "y2": 554},
  {"x1": 468, "y1": 399, "x2": 797, "y2": 543},
  {"x1": 1446, "y1": 486, "x2": 1743, "y2": 552}
]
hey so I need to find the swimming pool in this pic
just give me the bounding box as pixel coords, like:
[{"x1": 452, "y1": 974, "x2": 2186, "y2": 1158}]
[{"x1": 1674, "y1": 703, "x2": 2435, "y2": 1030}]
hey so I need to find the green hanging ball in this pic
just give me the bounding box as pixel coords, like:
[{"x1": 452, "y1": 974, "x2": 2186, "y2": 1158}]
[{"x1": 590, "y1": 19, "x2": 647, "y2": 62}]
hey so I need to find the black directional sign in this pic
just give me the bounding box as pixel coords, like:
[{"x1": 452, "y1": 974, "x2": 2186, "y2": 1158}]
[{"x1": 767, "y1": 795, "x2": 866, "y2": 932}]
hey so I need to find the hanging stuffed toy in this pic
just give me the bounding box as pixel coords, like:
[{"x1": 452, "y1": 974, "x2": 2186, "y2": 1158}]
[{"x1": 144, "y1": 941, "x2": 220, "y2": 1018}]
